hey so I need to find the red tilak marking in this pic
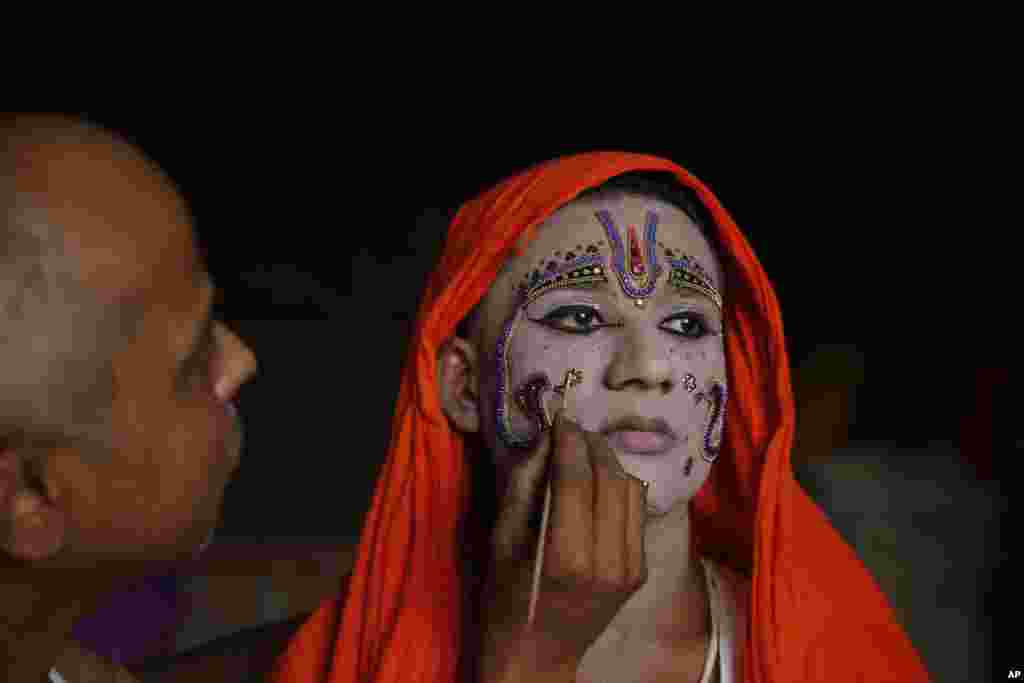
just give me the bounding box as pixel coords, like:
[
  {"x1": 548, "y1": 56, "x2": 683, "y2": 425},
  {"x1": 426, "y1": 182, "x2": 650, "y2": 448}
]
[{"x1": 627, "y1": 224, "x2": 645, "y2": 276}]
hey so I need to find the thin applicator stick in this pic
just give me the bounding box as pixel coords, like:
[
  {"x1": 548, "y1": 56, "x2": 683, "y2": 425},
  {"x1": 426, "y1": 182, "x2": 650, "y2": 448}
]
[{"x1": 527, "y1": 368, "x2": 581, "y2": 626}]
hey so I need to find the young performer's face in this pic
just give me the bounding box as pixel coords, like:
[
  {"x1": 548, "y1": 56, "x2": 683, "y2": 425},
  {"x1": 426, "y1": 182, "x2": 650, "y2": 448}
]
[{"x1": 474, "y1": 193, "x2": 727, "y2": 517}]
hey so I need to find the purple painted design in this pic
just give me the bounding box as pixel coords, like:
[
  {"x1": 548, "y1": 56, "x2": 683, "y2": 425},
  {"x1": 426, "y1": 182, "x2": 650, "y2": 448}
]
[
  {"x1": 495, "y1": 308, "x2": 538, "y2": 450},
  {"x1": 699, "y1": 381, "x2": 728, "y2": 463},
  {"x1": 514, "y1": 373, "x2": 553, "y2": 435}
]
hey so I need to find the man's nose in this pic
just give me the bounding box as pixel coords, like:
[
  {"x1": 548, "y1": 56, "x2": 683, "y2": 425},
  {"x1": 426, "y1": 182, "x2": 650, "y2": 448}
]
[
  {"x1": 214, "y1": 325, "x2": 258, "y2": 402},
  {"x1": 602, "y1": 324, "x2": 673, "y2": 394}
]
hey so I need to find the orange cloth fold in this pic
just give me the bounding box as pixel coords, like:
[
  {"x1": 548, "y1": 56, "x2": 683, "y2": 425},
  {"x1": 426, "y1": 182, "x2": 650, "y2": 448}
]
[{"x1": 271, "y1": 152, "x2": 930, "y2": 682}]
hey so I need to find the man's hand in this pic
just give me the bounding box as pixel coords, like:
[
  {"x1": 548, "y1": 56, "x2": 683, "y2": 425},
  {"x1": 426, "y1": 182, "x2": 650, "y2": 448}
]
[{"x1": 478, "y1": 412, "x2": 649, "y2": 682}]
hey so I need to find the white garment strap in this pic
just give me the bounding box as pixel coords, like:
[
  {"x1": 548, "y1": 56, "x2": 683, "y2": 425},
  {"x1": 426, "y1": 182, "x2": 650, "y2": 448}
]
[
  {"x1": 49, "y1": 668, "x2": 68, "y2": 683},
  {"x1": 698, "y1": 558, "x2": 721, "y2": 683}
]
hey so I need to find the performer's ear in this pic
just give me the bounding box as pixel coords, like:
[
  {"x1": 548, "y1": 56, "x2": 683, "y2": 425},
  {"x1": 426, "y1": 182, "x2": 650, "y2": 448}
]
[
  {"x1": 436, "y1": 336, "x2": 481, "y2": 433},
  {"x1": 0, "y1": 449, "x2": 66, "y2": 562}
]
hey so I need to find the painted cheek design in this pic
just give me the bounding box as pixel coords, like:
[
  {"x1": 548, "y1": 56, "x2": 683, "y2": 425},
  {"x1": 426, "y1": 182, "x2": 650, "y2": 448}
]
[
  {"x1": 514, "y1": 372, "x2": 554, "y2": 436},
  {"x1": 594, "y1": 209, "x2": 663, "y2": 307},
  {"x1": 694, "y1": 378, "x2": 728, "y2": 463}
]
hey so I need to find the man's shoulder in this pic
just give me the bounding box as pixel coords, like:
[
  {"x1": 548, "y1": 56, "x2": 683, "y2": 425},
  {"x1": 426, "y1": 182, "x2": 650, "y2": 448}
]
[{"x1": 133, "y1": 570, "x2": 353, "y2": 682}]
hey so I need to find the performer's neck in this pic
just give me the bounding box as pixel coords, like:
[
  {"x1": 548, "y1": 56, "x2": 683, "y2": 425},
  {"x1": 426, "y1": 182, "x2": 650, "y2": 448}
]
[{"x1": 604, "y1": 502, "x2": 709, "y2": 648}]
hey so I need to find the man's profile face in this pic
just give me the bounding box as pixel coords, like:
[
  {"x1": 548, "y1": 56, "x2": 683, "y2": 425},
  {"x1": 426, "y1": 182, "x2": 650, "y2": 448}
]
[{"x1": 23, "y1": 134, "x2": 259, "y2": 566}]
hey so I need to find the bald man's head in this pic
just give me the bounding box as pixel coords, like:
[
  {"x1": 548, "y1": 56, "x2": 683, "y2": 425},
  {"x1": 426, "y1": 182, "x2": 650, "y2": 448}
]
[
  {"x1": 0, "y1": 115, "x2": 256, "y2": 604},
  {"x1": 1, "y1": 116, "x2": 150, "y2": 456}
]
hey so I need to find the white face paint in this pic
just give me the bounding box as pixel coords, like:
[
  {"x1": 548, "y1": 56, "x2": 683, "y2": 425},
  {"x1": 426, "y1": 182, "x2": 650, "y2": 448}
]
[{"x1": 479, "y1": 194, "x2": 728, "y2": 517}]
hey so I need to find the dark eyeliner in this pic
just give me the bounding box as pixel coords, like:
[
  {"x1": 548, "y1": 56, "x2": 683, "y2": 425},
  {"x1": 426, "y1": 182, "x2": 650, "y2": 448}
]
[
  {"x1": 659, "y1": 311, "x2": 712, "y2": 338},
  {"x1": 528, "y1": 305, "x2": 618, "y2": 334}
]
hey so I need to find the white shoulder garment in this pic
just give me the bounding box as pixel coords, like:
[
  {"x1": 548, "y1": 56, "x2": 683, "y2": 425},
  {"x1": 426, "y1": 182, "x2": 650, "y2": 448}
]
[{"x1": 700, "y1": 556, "x2": 748, "y2": 683}]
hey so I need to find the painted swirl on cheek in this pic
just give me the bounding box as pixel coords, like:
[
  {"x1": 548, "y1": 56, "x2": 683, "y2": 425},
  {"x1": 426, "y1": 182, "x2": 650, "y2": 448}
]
[
  {"x1": 695, "y1": 379, "x2": 728, "y2": 463},
  {"x1": 514, "y1": 373, "x2": 553, "y2": 440}
]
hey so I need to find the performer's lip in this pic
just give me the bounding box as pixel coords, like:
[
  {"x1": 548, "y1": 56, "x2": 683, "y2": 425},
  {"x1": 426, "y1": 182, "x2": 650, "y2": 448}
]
[{"x1": 600, "y1": 415, "x2": 677, "y2": 455}]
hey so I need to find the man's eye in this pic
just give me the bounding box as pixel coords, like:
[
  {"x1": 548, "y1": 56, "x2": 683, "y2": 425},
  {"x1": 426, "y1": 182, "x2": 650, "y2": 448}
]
[
  {"x1": 185, "y1": 329, "x2": 221, "y2": 385},
  {"x1": 660, "y1": 312, "x2": 709, "y2": 339},
  {"x1": 533, "y1": 305, "x2": 610, "y2": 334}
]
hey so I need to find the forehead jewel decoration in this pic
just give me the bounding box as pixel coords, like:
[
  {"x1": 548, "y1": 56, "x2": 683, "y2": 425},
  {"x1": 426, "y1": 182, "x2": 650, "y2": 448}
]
[{"x1": 594, "y1": 209, "x2": 663, "y2": 308}]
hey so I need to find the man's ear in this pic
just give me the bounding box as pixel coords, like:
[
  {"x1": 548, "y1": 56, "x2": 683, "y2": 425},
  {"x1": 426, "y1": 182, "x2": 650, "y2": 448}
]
[
  {"x1": 0, "y1": 449, "x2": 66, "y2": 562},
  {"x1": 437, "y1": 336, "x2": 481, "y2": 433}
]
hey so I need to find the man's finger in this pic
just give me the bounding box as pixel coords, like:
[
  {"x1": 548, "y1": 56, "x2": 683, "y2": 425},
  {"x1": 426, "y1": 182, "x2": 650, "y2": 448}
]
[
  {"x1": 586, "y1": 431, "x2": 630, "y2": 587},
  {"x1": 546, "y1": 412, "x2": 594, "y2": 581},
  {"x1": 625, "y1": 476, "x2": 648, "y2": 586},
  {"x1": 492, "y1": 428, "x2": 553, "y2": 558}
]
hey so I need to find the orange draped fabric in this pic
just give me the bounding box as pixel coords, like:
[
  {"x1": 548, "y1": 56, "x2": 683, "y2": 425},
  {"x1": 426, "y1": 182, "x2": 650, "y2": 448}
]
[{"x1": 271, "y1": 152, "x2": 930, "y2": 682}]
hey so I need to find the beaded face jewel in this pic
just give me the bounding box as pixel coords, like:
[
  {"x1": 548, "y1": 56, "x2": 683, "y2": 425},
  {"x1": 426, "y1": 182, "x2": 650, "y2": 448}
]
[
  {"x1": 657, "y1": 242, "x2": 723, "y2": 310},
  {"x1": 595, "y1": 209, "x2": 664, "y2": 307},
  {"x1": 517, "y1": 250, "x2": 609, "y2": 307},
  {"x1": 694, "y1": 378, "x2": 728, "y2": 463}
]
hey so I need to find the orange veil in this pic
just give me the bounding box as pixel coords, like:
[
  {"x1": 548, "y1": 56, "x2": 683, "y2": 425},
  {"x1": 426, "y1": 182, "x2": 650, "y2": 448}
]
[{"x1": 271, "y1": 152, "x2": 930, "y2": 681}]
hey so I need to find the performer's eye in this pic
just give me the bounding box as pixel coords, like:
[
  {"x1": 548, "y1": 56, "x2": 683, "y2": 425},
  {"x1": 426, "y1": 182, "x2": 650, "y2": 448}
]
[
  {"x1": 531, "y1": 305, "x2": 616, "y2": 335},
  {"x1": 660, "y1": 312, "x2": 710, "y2": 339}
]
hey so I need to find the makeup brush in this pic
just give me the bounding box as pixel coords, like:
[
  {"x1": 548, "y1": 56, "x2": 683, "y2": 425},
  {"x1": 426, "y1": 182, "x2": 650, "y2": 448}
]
[{"x1": 527, "y1": 368, "x2": 583, "y2": 626}]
